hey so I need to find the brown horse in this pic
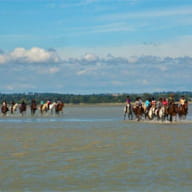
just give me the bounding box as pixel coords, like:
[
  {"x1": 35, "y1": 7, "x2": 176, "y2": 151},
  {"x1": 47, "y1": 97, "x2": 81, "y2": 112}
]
[
  {"x1": 1, "y1": 104, "x2": 9, "y2": 115},
  {"x1": 133, "y1": 105, "x2": 144, "y2": 121},
  {"x1": 19, "y1": 101, "x2": 27, "y2": 116},
  {"x1": 55, "y1": 102, "x2": 64, "y2": 115},
  {"x1": 178, "y1": 102, "x2": 188, "y2": 120},
  {"x1": 167, "y1": 103, "x2": 178, "y2": 122},
  {"x1": 31, "y1": 100, "x2": 37, "y2": 116}
]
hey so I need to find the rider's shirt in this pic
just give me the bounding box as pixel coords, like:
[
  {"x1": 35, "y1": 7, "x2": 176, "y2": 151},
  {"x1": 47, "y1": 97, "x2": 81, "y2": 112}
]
[
  {"x1": 162, "y1": 100, "x2": 168, "y2": 106},
  {"x1": 126, "y1": 98, "x2": 131, "y2": 104},
  {"x1": 145, "y1": 100, "x2": 150, "y2": 107},
  {"x1": 179, "y1": 98, "x2": 185, "y2": 105}
]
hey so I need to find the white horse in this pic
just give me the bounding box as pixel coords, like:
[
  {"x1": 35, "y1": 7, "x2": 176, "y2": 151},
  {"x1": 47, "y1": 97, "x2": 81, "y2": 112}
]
[
  {"x1": 11, "y1": 103, "x2": 18, "y2": 114},
  {"x1": 158, "y1": 105, "x2": 167, "y2": 121},
  {"x1": 123, "y1": 104, "x2": 133, "y2": 120},
  {"x1": 148, "y1": 105, "x2": 156, "y2": 120},
  {"x1": 49, "y1": 102, "x2": 57, "y2": 114}
]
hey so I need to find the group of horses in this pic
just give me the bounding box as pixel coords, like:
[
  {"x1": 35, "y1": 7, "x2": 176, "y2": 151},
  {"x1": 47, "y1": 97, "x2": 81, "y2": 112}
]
[
  {"x1": 1, "y1": 101, "x2": 64, "y2": 116},
  {"x1": 124, "y1": 102, "x2": 188, "y2": 122}
]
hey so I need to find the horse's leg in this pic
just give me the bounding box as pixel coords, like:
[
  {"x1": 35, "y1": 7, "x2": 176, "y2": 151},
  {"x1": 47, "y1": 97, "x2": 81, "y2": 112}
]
[
  {"x1": 130, "y1": 112, "x2": 133, "y2": 120},
  {"x1": 174, "y1": 114, "x2": 177, "y2": 121},
  {"x1": 31, "y1": 110, "x2": 35, "y2": 116},
  {"x1": 137, "y1": 114, "x2": 140, "y2": 121},
  {"x1": 124, "y1": 112, "x2": 126, "y2": 120}
]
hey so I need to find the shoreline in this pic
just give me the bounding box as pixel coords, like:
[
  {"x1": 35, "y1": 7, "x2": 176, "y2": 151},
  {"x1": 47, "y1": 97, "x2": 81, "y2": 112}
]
[{"x1": 65, "y1": 101, "x2": 192, "y2": 107}]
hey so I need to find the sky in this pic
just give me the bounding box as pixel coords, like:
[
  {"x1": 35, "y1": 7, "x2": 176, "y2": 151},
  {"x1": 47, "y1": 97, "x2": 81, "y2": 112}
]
[{"x1": 0, "y1": 0, "x2": 192, "y2": 94}]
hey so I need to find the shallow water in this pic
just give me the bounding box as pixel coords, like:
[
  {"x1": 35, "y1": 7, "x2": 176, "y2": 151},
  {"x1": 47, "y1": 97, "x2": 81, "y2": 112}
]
[{"x1": 0, "y1": 105, "x2": 192, "y2": 191}]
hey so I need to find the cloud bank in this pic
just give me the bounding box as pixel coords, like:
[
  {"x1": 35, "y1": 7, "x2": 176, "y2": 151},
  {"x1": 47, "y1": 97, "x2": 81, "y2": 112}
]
[{"x1": 0, "y1": 47, "x2": 191, "y2": 93}]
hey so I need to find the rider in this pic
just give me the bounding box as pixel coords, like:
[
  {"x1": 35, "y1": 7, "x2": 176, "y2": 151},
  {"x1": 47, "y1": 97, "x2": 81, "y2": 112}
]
[
  {"x1": 125, "y1": 96, "x2": 131, "y2": 112},
  {"x1": 2, "y1": 100, "x2": 7, "y2": 106},
  {"x1": 126, "y1": 96, "x2": 131, "y2": 105},
  {"x1": 151, "y1": 97, "x2": 156, "y2": 107},
  {"x1": 144, "y1": 98, "x2": 151, "y2": 112},
  {"x1": 162, "y1": 97, "x2": 168, "y2": 106},
  {"x1": 179, "y1": 96, "x2": 186, "y2": 106},
  {"x1": 138, "y1": 97, "x2": 143, "y2": 106},
  {"x1": 134, "y1": 97, "x2": 142, "y2": 108},
  {"x1": 156, "y1": 98, "x2": 163, "y2": 109},
  {"x1": 31, "y1": 99, "x2": 37, "y2": 108},
  {"x1": 47, "y1": 100, "x2": 51, "y2": 110},
  {"x1": 168, "y1": 94, "x2": 175, "y2": 104}
]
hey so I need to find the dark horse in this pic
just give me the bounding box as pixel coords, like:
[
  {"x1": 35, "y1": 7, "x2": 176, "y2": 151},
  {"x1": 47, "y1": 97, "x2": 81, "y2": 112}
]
[
  {"x1": 178, "y1": 102, "x2": 188, "y2": 120},
  {"x1": 55, "y1": 102, "x2": 64, "y2": 115},
  {"x1": 19, "y1": 101, "x2": 27, "y2": 116},
  {"x1": 133, "y1": 105, "x2": 144, "y2": 121},
  {"x1": 167, "y1": 102, "x2": 178, "y2": 122},
  {"x1": 31, "y1": 100, "x2": 37, "y2": 116},
  {"x1": 124, "y1": 104, "x2": 133, "y2": 120},
  {"x1": 1, "y1": 103, "x2": 9, "y2": 116}
]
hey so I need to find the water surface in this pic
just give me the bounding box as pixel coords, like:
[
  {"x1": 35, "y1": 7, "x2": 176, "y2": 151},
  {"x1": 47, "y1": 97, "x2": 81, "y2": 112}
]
[{"x1": 0, "y1": 105, "x2": 192, "y2": 191}]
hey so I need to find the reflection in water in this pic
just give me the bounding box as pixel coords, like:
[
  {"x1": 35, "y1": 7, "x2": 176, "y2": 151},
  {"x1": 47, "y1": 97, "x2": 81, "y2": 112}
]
[{"x1": 0, "y1": 105, "x2": 192, "y2": 191}]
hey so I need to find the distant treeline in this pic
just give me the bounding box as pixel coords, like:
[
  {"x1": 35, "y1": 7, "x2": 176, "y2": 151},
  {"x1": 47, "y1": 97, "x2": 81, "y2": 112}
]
[{"x1": 0, "y1": 92, "x2": 192, "y2": 104}]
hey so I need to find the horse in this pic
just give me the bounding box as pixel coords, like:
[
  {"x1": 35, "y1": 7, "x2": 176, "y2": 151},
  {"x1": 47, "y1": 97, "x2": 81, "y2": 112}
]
[
  {"x1": 19, "y1": 102, "x2": 27, "y2": 116},
  {"x1": 1, "y1": 104, "x2": 9, "y2": 116},
  {"x1": 10, "y1": 103, "x2": 18, "y2": 114},
  {"x1": 39, "y1": 103, "x2": 49, "y2": 114},
  {"x1": 178, "y1": 102, "x2": 188, "y2": 120},
  {"x1": 167, "y1": 103, "x2": 178, "y2": 122},
  {"x1": 123, "y1": 104, "x2": 133, "y2": 120},
  {"x1": 133, "y1": 105, "x2": 144, "y2": 121},
  {"x1": 157, "y1": 105, "x2": 167, "y2": 121},
  {"x1": 31, "y1": 100, "x2": 37, "y2": 116},
  {"x1": 55, "y1": 102, "x2": 64, "y2": 115},
  {"x1": 49, "y1": 102, "x2": 57, "y2": 114},
  {"x1": 147, "y1": 105, "x2": 156, "y2": 120}
]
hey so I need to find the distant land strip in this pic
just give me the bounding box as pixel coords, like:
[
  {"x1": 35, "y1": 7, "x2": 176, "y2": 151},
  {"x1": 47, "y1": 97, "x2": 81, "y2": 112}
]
[{"x1": 0, "y1": 91, "x2": 191, "y2": 104}]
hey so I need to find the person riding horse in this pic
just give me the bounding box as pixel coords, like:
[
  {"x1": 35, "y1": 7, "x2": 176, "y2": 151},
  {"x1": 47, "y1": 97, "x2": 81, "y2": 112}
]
[
  {"x1": 133, "y1": 97, "x2": 144, "y2": 121},
  {"x1": 55, "y1": 101, "x2": 64, "y2": 115},
  {"x1": 167, "y1": 94, "x2": 178, "y2": 122},
  {"x1": 124, "y1": 96, "x2": 133, "y2": 120},
  {"x1": 1, "y1": 100, "x2": 9, "y2": 115},
  {"x1": 31, "y1": 99, "x2": 37, "y2": 115},
  {"x1": 178, "y1": 96, "x2": 188, "y2": 119},
  {"x1": 19, "y1": 100, "x2": 27, "y2": 115},
  {"x1": 10, "y1": 101, "x2": 17, "y2": 114}
]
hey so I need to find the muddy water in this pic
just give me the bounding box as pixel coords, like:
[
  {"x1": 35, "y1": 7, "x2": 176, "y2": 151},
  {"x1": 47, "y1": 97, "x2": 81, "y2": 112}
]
[{"x1": 0, "y1": 105, "x2": 192, "y2": 191}]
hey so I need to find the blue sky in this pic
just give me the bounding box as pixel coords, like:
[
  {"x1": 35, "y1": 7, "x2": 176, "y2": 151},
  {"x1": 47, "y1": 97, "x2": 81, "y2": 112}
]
[{"x1": 0, "y1": 0, "x2": 192, "y2": 93}]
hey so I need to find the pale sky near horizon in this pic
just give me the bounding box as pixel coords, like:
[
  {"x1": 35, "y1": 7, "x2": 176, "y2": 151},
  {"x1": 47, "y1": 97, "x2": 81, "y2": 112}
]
[{"x1": 0, "y1": 0, "x2": 192, "y2": 94}]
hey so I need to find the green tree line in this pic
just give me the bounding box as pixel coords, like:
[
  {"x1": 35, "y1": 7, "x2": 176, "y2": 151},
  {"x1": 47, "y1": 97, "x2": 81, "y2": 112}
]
[{"x1": 0, "y1": 92, "x2": 191, "y2": 105}]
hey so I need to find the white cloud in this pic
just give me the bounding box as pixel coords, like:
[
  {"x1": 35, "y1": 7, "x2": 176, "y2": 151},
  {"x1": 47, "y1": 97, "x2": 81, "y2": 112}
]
[
  {"x1": 83, "y1": 53, "x2": 98, "y2": 61},
  {"x1": 0, "y1": 55, "x2": 7, "y2": 64},
  {"x1": 0, "y1": 47, "x2": 61, "y2": 65}
]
